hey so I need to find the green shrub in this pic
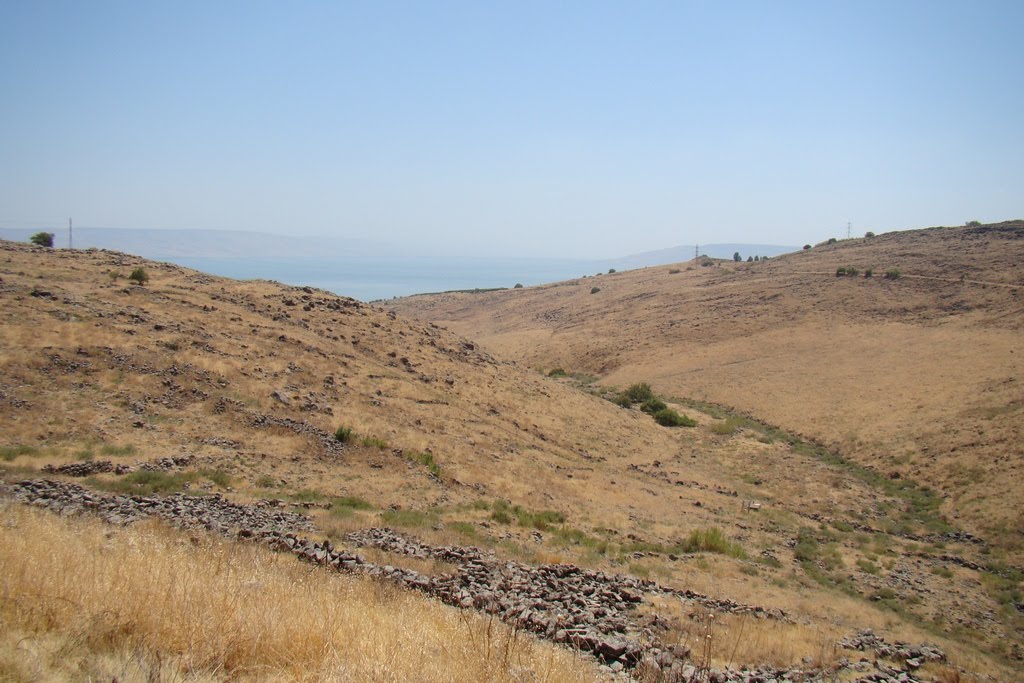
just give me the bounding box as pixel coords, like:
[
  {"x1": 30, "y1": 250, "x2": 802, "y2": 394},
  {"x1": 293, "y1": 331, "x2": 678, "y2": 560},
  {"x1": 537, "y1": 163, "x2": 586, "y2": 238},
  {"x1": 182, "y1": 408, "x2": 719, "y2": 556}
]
[
  {"x1": 255, "y1": 474, "x2": 276, "y2": 488},
  {"x1": 865, "y1": 231, "x2": 876, "y2": 238},
  {"x1": 361, "y1": 436, "x2": 388, "y2": 449},
  {"x1": 128, "y1": 267, "x2": 149, "y2": 285},
  {"x1": 653, "y1": 408, "x2": 696, "y2": 427},
  {"x1": 590, "y1": 286, "x2": 601, "y2": 294},
  {"x1": 612, "y1": 393, "x2": 633, "y2": 408},
  {"x1": 640, "y1": 397, "x2": 667, "y2": 414},
  {"x1": 864, "y1": 268, "x2": 873, "y2": 278},
  {"x1": 29, "y1": 232, "x2": 54, "y2": 248},
  {"x1": 547, "y1": 368, "x2": 567, "y2": 378},
  {"x1": 668, "y1": 268, "x2": 681, "y2": 274},
  {"x1": 803, "y1": 244, "x2": 811, "y2": 250},
  {"x1": 622, "y1": 383, "x2": 654, "y2": 404},
  {"x1": 513, "y1": 283, "x2": 524, "y2": 288},
  {"x1": 827, "y1": 237, "x2": 838, "y2": 245},
  {"x1": 836, "y1": 267, "x2": 847, "y2": 277},
  {"x1": 607, "y1": 268, "x2": 616, "y2": 274},
  {"x1": 334, "y1": 426, "x2": 354, "y2": 443},
  {"x1": 884, "y1": 269, "x2": 901, "y2": 280}
]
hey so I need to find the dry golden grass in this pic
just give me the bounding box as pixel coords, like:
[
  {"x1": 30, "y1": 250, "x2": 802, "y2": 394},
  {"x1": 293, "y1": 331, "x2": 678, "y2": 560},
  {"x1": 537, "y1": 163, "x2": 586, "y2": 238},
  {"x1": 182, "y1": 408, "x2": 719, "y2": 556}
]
[{"x1": 0, "y1": 503, "x2": 597, "y2": 682}]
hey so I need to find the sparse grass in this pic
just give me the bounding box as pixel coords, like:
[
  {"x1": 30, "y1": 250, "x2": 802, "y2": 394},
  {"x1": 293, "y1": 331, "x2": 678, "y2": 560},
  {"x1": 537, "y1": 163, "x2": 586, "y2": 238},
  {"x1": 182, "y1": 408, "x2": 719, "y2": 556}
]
[
  {"x1": 0, "y1": 445, "x2": 41, "y2": 461},
  {"x1": 407, "y1": 450, "x2": 441, "y2": 477},
  {"x1": 857, "y1": 558, "x2": 880, "y2": 575},
  {"x1": 89, "y1": 470, "x2": 199, "y2": 496},
  {"x1": 255, "y1": 474, "x2": 276, "y2": 488},
  {"x1": 489, "y1": 500, "x2": 566, "y2": 531},
  {"x1": 360, "y1": 436, "x2": 388, "y2": 449},
  {"x1": 99, "y1": 443, "x2": 137, "y2": 457},
  {"x1": 331, "y1": 495, "x2": 373, "y2": 512},
  {"x1": 0, "y1": 504, "x2": 593, "y2": 682},
  {"x1": 679, "y1": 527, "x2": 747, "y2": 559},
  {"x1": 710, "y1": 417, "x2": 742, "y2": 435},
  {"x1": 334, "y1": 426, "x2": 354, "y2": 443},
  {"x1": 380, "y1": 508, "x2": 438, "y2": 528}
]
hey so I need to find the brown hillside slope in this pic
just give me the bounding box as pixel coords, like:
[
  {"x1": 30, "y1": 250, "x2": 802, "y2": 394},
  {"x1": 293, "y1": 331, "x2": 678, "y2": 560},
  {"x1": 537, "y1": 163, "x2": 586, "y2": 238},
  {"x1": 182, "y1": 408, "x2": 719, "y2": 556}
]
[
  {"x1": 390, "y1": 222, "x2": 1024, "y2": 550},
  {"x1": 1, "y1": 239, "x2": 1020, "y2": 677}
]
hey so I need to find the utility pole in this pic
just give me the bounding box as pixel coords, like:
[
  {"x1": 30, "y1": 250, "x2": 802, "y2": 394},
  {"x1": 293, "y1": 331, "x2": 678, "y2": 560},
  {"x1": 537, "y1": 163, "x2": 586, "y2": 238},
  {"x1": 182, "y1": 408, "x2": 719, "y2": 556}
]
[
  {"x1": 68, "y1": 218, "x2": 72, "y2": 249},
  {"x1": 695, "y1": 244, "x2": 699, "y2": 259},
  {"x1": 847, "y1": 222, "x2": 851, "y2": 240}
]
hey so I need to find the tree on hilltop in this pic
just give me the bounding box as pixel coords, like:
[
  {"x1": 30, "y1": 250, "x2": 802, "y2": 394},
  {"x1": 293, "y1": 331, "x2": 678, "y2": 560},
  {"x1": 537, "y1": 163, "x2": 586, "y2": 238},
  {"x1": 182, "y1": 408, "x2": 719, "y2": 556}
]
[
  {"x1": 733, "y1": 252, "x2": 741, "y2": 262},
  {"x1": 30, "y1": 232, "x2": 54, "y2": 248}
]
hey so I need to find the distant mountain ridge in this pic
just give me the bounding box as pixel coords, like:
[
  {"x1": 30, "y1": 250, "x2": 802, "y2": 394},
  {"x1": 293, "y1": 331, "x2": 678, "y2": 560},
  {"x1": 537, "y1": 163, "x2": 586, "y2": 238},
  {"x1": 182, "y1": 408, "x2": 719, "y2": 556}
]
[{"x1": 0, "y1": 227, "x2": 797, "y2": 267}]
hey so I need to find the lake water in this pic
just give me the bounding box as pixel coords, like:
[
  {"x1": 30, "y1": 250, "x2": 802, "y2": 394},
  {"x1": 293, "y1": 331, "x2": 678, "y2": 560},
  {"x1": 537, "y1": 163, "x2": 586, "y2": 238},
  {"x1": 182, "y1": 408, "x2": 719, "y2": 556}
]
[{"x1": 171, "y1": 256, "x2": 609, "y2": 302}]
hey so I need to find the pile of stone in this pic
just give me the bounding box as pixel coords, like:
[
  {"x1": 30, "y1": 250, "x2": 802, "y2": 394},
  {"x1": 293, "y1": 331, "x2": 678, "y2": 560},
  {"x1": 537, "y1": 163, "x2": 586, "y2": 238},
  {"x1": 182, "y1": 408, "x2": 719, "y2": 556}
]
[
  {"x1": 42, "y1": 460, "x2": 131, "y2": 477},
  {"x1": 9, "y1": 479, "x2": 313, "y2": 534},
  {"x1": 838, "y1": 630, "x2": 946, "y2": 672},
  {"x1": 137, "y1": 455, "x2": 195, "y2": 471}
]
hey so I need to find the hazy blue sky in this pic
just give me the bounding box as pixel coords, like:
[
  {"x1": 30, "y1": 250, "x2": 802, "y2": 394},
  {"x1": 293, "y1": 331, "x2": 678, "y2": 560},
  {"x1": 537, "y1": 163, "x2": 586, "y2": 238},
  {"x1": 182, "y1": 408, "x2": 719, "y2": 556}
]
[{"x1": 2, "y1": 1, "x2": 1022, "y2": 258}]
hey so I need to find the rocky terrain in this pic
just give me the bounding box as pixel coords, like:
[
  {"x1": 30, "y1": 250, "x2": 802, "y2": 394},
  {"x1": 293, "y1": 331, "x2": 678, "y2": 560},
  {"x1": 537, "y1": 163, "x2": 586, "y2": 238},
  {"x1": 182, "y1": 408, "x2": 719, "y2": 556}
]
[{"x1": 6, "y1": 478, "x2": 949, "y2": 682}]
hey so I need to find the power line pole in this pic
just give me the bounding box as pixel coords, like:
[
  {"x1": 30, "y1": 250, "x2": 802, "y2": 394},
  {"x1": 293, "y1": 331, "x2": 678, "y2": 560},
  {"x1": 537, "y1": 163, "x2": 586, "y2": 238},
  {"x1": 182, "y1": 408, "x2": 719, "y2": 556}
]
[
  {"x1": 68, "y1": 218, "x2": 73, "y2": 249},
  {"x1": 695, "y1": 244, "x2": 699, "y2": 259},
  {"x1": 847, "y1": 221, "x2": 851, "y2": 239}
]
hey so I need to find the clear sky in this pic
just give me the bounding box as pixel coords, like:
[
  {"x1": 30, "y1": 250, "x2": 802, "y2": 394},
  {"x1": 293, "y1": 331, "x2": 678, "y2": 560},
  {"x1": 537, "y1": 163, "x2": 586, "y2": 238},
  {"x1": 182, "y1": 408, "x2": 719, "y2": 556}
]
[{"x1": 2, "y1": 1, "x2": 1022, "y2": 258}]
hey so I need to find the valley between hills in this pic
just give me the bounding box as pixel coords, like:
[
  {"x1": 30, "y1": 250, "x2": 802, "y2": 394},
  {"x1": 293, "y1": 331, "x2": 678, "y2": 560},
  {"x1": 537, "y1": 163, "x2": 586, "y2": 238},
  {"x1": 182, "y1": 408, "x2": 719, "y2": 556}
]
[{"x1": 1, "y1": 223, "x2": 1022, "y2": 681}]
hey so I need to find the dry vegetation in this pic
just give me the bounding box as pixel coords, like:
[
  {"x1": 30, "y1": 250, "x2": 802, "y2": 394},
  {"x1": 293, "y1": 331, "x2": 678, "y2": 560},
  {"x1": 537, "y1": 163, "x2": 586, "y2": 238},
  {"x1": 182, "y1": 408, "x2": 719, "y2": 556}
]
[
  {"x1": 1, "y1": 229, "x2": 1021, "y2": 679},
  {"x1": 0, "y1": 502, "x2": 595, "y2": 682}
]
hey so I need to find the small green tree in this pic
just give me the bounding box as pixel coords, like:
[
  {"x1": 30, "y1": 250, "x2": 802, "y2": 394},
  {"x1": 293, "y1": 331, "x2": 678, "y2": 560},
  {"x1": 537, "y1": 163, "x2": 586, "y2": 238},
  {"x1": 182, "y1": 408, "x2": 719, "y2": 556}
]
[
  {"x1": 733, "y1": 251, "x2": 741, "y2": 262},
  {"x1": 128, "y1": 267, "x2": 149, "y2": 285},
  {"x1": 746, "y1": 256, "x2": 753, "y2": 262},
  {"x1": 29, "y1": 232, "x2": 54, "y2": 248}
]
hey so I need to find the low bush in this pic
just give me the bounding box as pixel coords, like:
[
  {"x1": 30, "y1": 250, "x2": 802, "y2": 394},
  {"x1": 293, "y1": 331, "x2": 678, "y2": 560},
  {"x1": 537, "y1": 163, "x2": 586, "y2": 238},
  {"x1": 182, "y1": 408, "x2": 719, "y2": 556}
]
[
  {"x1": 128, "y1": 267, "x2": 149, "y2": 285},
  {"x1": 640, "y1": 397, "x2": 667, "y2": 414},
  {"x1": 653, "y1": 408, "x2": 696, "y2": 427},
  {"x1": 622, "y1": 382, "x2": 654, "y2": 404},
  {"x1": 547, "y1": 368, "x2": 567, "y2": 378},
  {"x1": 884, "y1": 269, "x2": 901, "y2": 279},
  {"x1": 590, "y1": 286, "x2": 601, "y2": 294},
  {"x1": 334, "y1": 426, "x2": 354, "y2": 443}
]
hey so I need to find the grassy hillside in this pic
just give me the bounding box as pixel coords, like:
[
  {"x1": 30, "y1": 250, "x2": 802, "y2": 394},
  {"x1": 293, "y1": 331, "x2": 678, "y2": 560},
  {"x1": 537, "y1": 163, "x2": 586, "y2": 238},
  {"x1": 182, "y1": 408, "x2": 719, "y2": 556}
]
[
  {"x1": 390, "y1": 222, "x2": 1024, "y2": 549},
  {"x1": 0, "y1": 237, "x2": 1019, "y2": 679}
]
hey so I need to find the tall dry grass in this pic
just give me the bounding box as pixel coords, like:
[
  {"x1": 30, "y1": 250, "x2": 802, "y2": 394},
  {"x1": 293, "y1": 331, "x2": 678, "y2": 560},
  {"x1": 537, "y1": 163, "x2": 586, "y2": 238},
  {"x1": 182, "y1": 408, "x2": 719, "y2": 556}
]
[{"x1": 0, "y1": 503, "x2": 596, "y2": 682}]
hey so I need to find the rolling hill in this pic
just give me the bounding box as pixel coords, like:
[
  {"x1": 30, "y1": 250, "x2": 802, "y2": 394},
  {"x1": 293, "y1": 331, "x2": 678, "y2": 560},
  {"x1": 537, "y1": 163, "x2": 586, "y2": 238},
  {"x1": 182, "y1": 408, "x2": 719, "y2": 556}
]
[{"x1": 1, "y1": 234, "x2": 1021, "y2": 680}]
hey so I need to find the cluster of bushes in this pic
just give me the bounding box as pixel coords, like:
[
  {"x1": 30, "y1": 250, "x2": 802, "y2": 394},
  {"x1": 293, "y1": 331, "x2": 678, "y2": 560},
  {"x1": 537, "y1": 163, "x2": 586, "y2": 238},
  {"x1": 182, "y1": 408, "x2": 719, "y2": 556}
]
[
  {"x1": 487, "y1": 500, "x2": 565, "y2": 531},
  {"x1": 612, "y1": 383, "x2": 696, "y2": 427}
]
